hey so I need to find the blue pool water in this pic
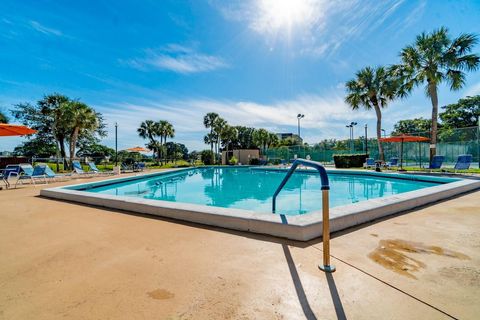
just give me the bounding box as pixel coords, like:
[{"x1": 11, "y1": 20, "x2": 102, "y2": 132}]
[{"x1": 83, "y1": 167, "x2": 444, "y2": 215}]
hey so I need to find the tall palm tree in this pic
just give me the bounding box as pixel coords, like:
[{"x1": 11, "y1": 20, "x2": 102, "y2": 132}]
[
  {"x1": 393, "y1": 27, "x2": 479, "y2": 160},
  {"x1": 213, "y1": 117, "x2": 227, "y2": 164},
  {"x1": 345, "y1": 66, "x2": 398, "y2": 160},
  {"x1": 253, "y1": 128, "x2": 271, "y2": 155},
  {"x1": 138, "y1": 120, "x2": 160, "y2": 159},
  {"x1": 220, "y1": 125, "x2": 238, "y2": 162},
  {"x1": 0, "y1": 110, "x2": 8, "y2": 123},
  {"x1": 267, "y1": 132, "x2": 279, "y2": 148},
  {"x1": 64, "y1": 101, "x2": 99, "y2": 160},
  {"x1": 203, "y1": 112, "x2": 219, "y2": 164},
  {"x1": 157, "y1": 120, "x2": 175, "y2": 164}
]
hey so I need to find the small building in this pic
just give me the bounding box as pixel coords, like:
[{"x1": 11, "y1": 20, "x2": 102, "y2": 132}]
[
  {"x1": 221, "y1": 149, "x2": 260, "y2": 165},
  {"x1": 276, "y1": 133, "x2": 303, "y2": 145}
]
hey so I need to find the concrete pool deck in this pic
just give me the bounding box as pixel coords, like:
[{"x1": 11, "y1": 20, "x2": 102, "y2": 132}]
[{"x1": 1, "y1": 172, "x2": 479, "y2": 319}]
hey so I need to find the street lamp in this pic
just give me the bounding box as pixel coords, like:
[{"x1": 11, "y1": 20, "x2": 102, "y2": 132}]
[
  {"x1": 297, "y1": 114, "x2": 304, "y2": 138},
  {"x1": 381, "y1": 129, "x2": 386, "y2": 138},
  {"x1": 346, "y1": 122, "x2": 357, "y2": 152},
  {"x1": 115, "y1": 122, "x2": 118, "y2": 166}
]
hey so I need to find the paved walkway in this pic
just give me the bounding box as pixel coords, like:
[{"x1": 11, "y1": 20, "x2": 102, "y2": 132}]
[{"x1": 0, "y1": 175, "x2": 479, "y2": 319}]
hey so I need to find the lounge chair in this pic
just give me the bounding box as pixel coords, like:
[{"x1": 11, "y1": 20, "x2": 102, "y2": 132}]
[
  {"x1": 15, "y1": 165, "x2": 49, "y2": 186},
  {"x1": 121, "y1": 163, "x2": 133, "y2": 173},
  {"x1": 44, "y1": 165, "x2": 70, "y2": 181},
  {"x1": 0, "y1": 165, "x2": 22, "y2": 188},
  {"x1": 0, "y1": 171, "x2": 8, "y2": 189},
  {"x1": 427, "y1": 155, "x2": 444, "y2": 170},
  {"x1": 454, "y1": 154, "x2": 472, "y2": 172},
  {"x1": 72, "y1": 160, "x2": 95, "y2": 175},
  {"x1": 133, "y1": 162, "x2": 146, "y2": 172},
  {"x1": 363, "y1": 158, "x2": 375, "y2": 169},
  {"x1": 384, "y1": 157, "x2": 399, "y2": 169},
  {"x1": 88, "y1": 162, "x2": 114, "y2": 175}
]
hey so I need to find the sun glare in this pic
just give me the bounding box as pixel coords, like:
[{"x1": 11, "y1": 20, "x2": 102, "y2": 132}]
[{"x1": 258, "y1": 0, "x2": 312, "y2": 30}]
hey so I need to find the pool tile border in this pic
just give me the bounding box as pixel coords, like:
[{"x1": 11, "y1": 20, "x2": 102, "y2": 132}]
[{"x1": 41, "y1": 168, "x2": 480, "y2": 241}]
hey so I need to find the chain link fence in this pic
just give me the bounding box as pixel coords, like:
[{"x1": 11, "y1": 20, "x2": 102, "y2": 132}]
[{"x1": 265, "y1": 126, "x2": 480, "y2": 168}]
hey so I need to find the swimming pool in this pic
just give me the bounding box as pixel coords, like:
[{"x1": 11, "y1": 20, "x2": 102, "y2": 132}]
[
  {"x1": 42, "y1": 166, "x2": 480, "y2": 241},
  {"x1": 82, "y1": 167, "x2": 440, "y2": 215}
]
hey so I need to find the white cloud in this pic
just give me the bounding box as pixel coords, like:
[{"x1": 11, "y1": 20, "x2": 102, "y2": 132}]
[
  {"x1": 465, "y1": 81, "x2": 480, "y2": 96},
  {"x1": 210, "y1": 0, "x2": 409, "y2": 58},
  {"x1": 95, "y1": 92, "x2": 377, "y2": 151},
  {"x1": 29, "y1": 20, "x2": 62, "y2": 36},
  {"x1": 122, "y1": 45, "x2": 228, "y2": 74}
]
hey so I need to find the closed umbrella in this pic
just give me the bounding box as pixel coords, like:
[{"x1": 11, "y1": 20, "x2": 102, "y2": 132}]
[{"x1": 379, "y1": 135, "x2": 430, "y2": 170}]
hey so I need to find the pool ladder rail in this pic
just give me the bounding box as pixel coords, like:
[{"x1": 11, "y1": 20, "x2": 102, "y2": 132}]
[{"x1": 272, "y1": 159, "x2": 336, "y2": 273}]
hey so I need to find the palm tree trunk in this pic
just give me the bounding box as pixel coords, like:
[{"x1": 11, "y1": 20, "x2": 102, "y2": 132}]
[
  {"x1": 373, "y1": 103, "x2": 385, "y2": 161},
  {"x1": 428, "y1": 83, "x2": 438, "y2": 161},
  {"x1": 69, "y1": 127, "x2": 80, "y2": 164}
]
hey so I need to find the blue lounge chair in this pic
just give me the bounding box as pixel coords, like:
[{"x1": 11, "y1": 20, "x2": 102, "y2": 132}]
[
  {"x1": 88, "y1": 162, "x2": 114, "y2": 175},
  {"x1": 454, "y1": 154, "x2": 472, "y2": 172},
  {"x1": 44, "y1": 165, "x2": 70, "y2": 181},
  {"x1": 72, "y1": 160, "x2": 95, "y2": 175},
  {"x1": 0, "y1": 165, "x2": 22, "y2": 188},
  {"x1": 0, "y1": 171, "x2": 8, "y2": 189},
  {"x1": 88, "y1": 162, "x2": 101, "y2": 173},
  {"x1": 384, "y1": 157, "x2": 399, "y2": 169},
  {"x1": 133, "y1": 162, "x2": 146, "y2": 172},
  {"x1": 15, "y1": 165, "x2": 48, "y2": 186},
  {"x1": 428, "y1": 155, "x2": 444, "y2": 170},
  {"x1": 19, "y1": 163, "x2": 35, "y2": 176},
  {"x1": 363, "y1": 158, "x2": 375, "y2": 169}
]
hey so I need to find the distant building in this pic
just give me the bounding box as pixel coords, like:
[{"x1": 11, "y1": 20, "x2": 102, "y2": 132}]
[{"x1": 276, "y1": 133, "x2": 303, "y2": 145}]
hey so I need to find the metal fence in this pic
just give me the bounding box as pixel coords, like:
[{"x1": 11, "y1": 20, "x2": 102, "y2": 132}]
[{"x1": 265, "y1": 126, "x2": 480, "y2": 168}]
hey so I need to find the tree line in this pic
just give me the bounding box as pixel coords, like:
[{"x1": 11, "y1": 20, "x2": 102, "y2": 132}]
[
  {"x1": 10, "y1": 94, "x2": 106, "y2": 165},
  {"x1": 345, "y1": 27, "x2": 479, "y2": 161}
]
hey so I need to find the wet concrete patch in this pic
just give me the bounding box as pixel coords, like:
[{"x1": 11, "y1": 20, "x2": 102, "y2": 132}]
[
  {"x1": 147, "y1": 289, "x2": 175, "y2": 300},
  {"x1": 368, "y1": 239, "x2": 470, "y2": 279}
]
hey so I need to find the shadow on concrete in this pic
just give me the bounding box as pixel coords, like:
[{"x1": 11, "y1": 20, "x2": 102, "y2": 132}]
[
  {"x1": 282, "y1": 244, "x2": 317, "y2": 320},
  {"x1": 325, "y1": 273, "x2": 347, "y2": 320}
]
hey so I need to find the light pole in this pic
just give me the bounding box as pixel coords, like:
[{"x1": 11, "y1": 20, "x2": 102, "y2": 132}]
[
  {"x1": 364, "y1": 124, "x2": 368, "y2": 155},
  {"x1": 381, "y1": 129, "x2": 386, "y2": 138},
  {"x1": 346, "y1": 122, "x2": 357, "y2": 152},
  {"x1": 115, "y1": 122, "x2": 118, "y2": 166},
  {"x1": 297, "y1": 114, "x2": 304, "y2": 139},
  {"x1": 346, "y1": 124, "x2": 352, "y2": 151}
]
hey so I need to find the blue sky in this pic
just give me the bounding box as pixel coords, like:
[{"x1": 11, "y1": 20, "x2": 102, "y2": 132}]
[{"x1": 1, "y1": 0, "x2": 480, "y2": 152}]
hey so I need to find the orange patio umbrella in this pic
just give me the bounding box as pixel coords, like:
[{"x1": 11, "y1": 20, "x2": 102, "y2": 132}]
[
  {"x1": 0, "y1": 124, "x2": 37, "y2": 136},
  {"x1": 379, "y1": 134, "x2": 430, "y2": 170},
  {"x1": 125, "y1": 146, "x2": 150, "y2": 153}
]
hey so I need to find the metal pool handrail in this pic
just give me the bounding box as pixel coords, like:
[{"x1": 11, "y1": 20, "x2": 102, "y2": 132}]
[{"x1": 272, "y1": 159, "x2": 335, "y2": 273}]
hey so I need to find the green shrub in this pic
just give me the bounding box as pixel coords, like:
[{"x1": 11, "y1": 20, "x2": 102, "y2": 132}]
[
  {"x1": 333, "y1": 154, "x2": 368, "y2": 168},
  {"x1": 229, "y1": 156, "x2": 238, "y2": 165},
  {"x1": 200, "y1": 150, "x2": 214, "y2": 165}
]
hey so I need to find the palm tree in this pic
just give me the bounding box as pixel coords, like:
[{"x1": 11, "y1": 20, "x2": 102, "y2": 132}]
[
  {"x1": 253, "y1": 128, "x2": 271, "y2": 155},
  {"x1": 138, "y1": 120, "x2": 160, "y2": 159},
  {"x1": 267, "y1": 133, "x2": 279, "y2": 148},
  {"x1": 157, "y1": 120, "x2": 175, "y2": 164},
  {"x1": 345, "y1": 66, "x2": 398, "y2": 160},
  {"x1": 393, "y1": 27, "x2": 480, "y2": 160},
  {"x1": 0, "y1": 110, "x2": 8, "y2": 123},
  {"x1": 213, "y1": 117, "x2": 227, "y2": 164},
  {"x1": 203, "y1": 113, "x2": 219, "y2": 164},
  {"x1": 220, "y1": 125, "x2": 238, "y2": 162},
  {"x1": 64, "y1": 101, "x2": 99, "y2": 161}
]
